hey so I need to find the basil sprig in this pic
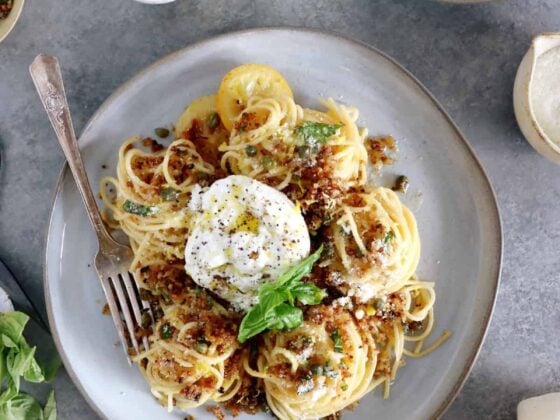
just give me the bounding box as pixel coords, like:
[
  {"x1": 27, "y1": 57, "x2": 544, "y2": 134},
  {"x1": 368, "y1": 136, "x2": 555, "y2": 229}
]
[
  {"x1": 237, "y1": 246, "x2": 326, "y2": 343},
  {"x1": 0, "y1": 311, "x2": 60, "y2": 419}
]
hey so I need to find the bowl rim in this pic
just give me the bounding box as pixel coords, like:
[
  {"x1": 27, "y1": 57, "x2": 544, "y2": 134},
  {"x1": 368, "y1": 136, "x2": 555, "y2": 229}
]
[
  {"x1": 42, "y1": 26, "x2": 502, "y2": 420},
  {"x1": 0, "y1": 0, "x2": 26, "y2": 43}
]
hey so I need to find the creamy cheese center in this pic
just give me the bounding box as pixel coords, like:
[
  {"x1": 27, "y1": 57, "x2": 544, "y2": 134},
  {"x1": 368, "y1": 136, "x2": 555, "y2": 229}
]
[{"x1": 185, "y1": 175, "x2": 310, "y2": 311}]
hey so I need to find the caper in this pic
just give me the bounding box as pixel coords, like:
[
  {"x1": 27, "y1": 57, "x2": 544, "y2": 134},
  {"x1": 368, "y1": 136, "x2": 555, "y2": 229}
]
[
  {"x1": 392, "y1": 175, "x2": 409, "y2": 193},
  {"x1": 245, "y1": 145, "x2": 257, "y2": 157},
  {"x1": 297, "y1": 145, "x2": 310, "y2": 159},
  {"x1": 310, "y1": 364, "x2": 323, "y2": 376},
  {"x1": 195, "y1": 342, "x2": 209, "y2": 354},
  {"x1": 374, "y1": 297, "x2": 386, "y2": 310},
  {"x1": 141, "y1": 310, "x2": 152, "y2": 328},
  {"x1": 138, "y1": 288, "x2": 152, "y2": 301},
  {"x1": 155, "y1": 127, "x2": 170, "y2": 138}
]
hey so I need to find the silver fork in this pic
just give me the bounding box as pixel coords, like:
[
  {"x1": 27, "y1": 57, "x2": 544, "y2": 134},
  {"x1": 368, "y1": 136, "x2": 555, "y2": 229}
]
[{"x1": 30, "y1": 54, "x2": 152, "y2": 364}]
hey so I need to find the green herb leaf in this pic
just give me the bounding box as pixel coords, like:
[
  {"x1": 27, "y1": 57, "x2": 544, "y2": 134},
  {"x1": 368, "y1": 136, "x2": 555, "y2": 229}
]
[
  {"x1": 383, "y1": 230, "x2": 395, "y2": 244},
  {"x1": 290, "y1": 283, "x2": 327, "y2": 306},
  {"x1": 237, "y1": 246, "x2": 325, "y2": 343},
  {"x1": 0, "y1": 392, "x2": 43, "y2": 420},
  {"x1": 160, "y1": 323, "x2": 173, "y2": 340},
  {"x1": 331, "y1": 329, "x2": 343, "y2": 353},
  {"x1": 7, "y1": 345, "x2": 40, "y2": 390},
  {"x1": 0, "y1": 312, "x2": 29, "y2": 345},
  {"x1": 2, "y1": 334, "x2": 18, "y2": 348},
  {"x1": 0, "y1": 347, "x2": 6, "y2": 383},
  {"x1": 262, "y1": 155, "x2": 275, "y2": 169},
  {"x1": 295, "y1": 121, "x2": 343, "y2": 147},
  {"x1": 159, "y1": 187, "x2": 179, "y2": 202},
  {"x1": 122, "y1": 200, "x2": 158, "y2": 217},
  {"x1": 206, "y1": 112, "x2": 220, "y2": 130},
  {"x1": 22, "y1": 353, "x2": 44, "y2": 384},
  {"x1": 43, "y1": 391, "x2": 57, "y2": 420},
  {"x1": 0, "y1": 383, "x2": 17, "y2": 406},
  {"x1": 274, "y1": 245, "x2": 324, "y2": 290},
  {"x1": 269, "y1": 304, "x2": 303, "y2": 331}
]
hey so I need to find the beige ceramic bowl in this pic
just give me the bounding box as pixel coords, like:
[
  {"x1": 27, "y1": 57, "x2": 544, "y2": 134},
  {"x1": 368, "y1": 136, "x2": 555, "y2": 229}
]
[
  {"x1": 513, "y1": 33, "x2": 560, "y2": 164},
  {"x1": 0, "y1": 0, "x2": 25, "y2": 43}
]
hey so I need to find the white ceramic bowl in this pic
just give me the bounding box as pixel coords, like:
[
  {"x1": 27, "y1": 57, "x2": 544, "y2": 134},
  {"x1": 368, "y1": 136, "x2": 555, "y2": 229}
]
[
  {"x1": 0, "y1": 0, "x2": 25, "y2": 43},
  {"x1": 44, "y1": 28, "x2": 501, "y2": 420},
  {"x1": 513, "y1": 33, "x2": 560, "y2": 164}
]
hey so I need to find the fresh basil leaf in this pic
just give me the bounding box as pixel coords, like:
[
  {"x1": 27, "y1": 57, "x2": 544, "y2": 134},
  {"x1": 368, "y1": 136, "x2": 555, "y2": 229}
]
[
  {"x1": 275, "y1": 245, "x2": 324, "y2": 289},
  {"x1": 0, "y1": 312, "x2": 29, "y2": 345},
  {"x1": 2, "y1": 334, "x2": 18, "y2": 348},
  {"x1": 291, "y1": 283, "x2": 327, "y2": 305},
  {"x1": 0, "y1": 346, "x2": 6, "y2": 382},
  {"x1": 0, "y1": 382, "x2": 17, "y2": 406},
  {"x1": 295, "y1": 121, "x2": 343, "y2": 147},
  {"x1": 0, "y1": 392, "x2": 44, "y2": 420},
  {"x1": 238, "y1": 246, "x2": 325, "y2": 343},
  {"x1": 7, "y1": 346, "x2": 38, "y2": 389},
  {"x1": 257, "y1": 291, "x2": 285, "y2": 313},
  {"x1": 23, "y1": 355, "x2": 44, "y2": 384},
  {"x1": 237, "y1": 305, "x2": 271, "y2": 343},
  {"x1": 122, "y1": 200, "x2": 158, "y2": 217},
  {"x1": 43, "y1": 391, "x2": 56, "y2": 420},
  {"x1": 270, "y1": 304, "x2": 303, "y2": 330},
  {"x1": 6, "y1": 349, "x2": 21, "y2": 392}
]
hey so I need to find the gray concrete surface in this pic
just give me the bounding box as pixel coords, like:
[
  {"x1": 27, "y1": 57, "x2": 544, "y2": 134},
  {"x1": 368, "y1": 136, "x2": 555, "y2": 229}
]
[{"x1": 1, "y1": 0, "x2": 559, "y2": 418}]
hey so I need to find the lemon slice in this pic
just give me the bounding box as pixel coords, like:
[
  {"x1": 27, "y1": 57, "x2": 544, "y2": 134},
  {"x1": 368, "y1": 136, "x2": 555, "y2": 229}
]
[
  {"x1": 216, "y1": 64, "x2": 293, "y2": 130},
  {"x1": 175, "y1": 95, "x2": 219, "y2": 138}
]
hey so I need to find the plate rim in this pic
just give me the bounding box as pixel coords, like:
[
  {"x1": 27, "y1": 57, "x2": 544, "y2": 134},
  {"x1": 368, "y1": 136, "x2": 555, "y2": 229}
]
[{"x1": 43, "y1": 26, "x2": 503, "y2": 420}]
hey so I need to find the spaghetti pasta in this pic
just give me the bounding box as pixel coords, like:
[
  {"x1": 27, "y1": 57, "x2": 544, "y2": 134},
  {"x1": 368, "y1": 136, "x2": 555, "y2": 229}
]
[{"x1": 99, "y1": 63, "x2": 449, "y2": 419}]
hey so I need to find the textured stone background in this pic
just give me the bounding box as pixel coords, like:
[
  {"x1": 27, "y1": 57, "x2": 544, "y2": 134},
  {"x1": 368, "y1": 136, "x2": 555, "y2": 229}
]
[{"x1": 1, "y1": 0, "x2": 559, "y2": 418}]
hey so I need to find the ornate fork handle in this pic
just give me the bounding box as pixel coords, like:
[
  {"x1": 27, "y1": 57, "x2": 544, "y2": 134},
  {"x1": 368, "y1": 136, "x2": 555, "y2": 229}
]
[{"x1": 29, "y1": 54, "x2": 115, "y2": 250}]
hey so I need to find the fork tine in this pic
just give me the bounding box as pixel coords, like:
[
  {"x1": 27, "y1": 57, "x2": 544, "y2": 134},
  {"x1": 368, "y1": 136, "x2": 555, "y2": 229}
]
[
  {"x1": 122, "y1": 272, "x2": 150, "y2": 351},
  {"x1": 99, "y1": 276, "x2": 131, "y2": 364},
  {"x1": 111, "y1": 274, "x2": 140, "y2": 358}
]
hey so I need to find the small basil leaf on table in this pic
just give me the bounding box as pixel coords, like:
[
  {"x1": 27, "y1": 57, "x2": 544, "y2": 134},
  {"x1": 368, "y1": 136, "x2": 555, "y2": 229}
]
[
  {"x1": 0, "y1": 312, "x2": 28, "y2": 344},
  {"x1": 0, "y1": 392, "x2": 44, "y2": 420},
  {"x1": 43, "y1": 390, "x2": 57, "y2": 420},
  {"x1": 0, "y1": 311, "x2": 59, "y2": 417}
]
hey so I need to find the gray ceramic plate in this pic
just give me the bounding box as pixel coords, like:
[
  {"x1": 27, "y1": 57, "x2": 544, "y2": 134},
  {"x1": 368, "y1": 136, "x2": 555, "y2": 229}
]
[{"x1": 44, "y1": 28, "x2": 501, "y2": 420}]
